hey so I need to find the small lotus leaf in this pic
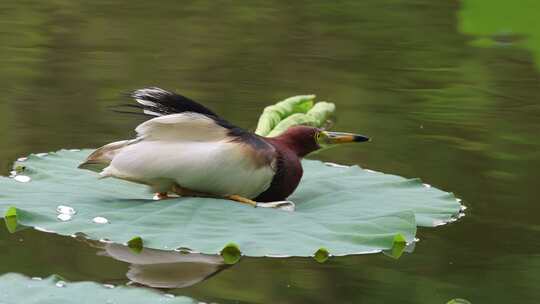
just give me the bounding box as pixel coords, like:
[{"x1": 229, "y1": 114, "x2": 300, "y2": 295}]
[
  {"x1": 383, "y1": 234, "x2": 408, "y2": 259},
  {"x1": 220, "y1": 243, "x2": 242, "y2": 265},
  {"x1": 313, "y1": 248, "x2": 330, "y2": 263},
  {"x1": 127, "y1": 236, "x2": 144, "y2": 254},
  {"x1": 0, "y1": 273, "x2": 195, "y2": 304},
  {"x1": 4, "y1": 206, "x2": 18, "y2": 233}
]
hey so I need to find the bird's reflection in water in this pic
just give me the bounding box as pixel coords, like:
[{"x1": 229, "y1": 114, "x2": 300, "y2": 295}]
[{"x1": 95, "y1": 242, "x2": 229, "y2": 288}]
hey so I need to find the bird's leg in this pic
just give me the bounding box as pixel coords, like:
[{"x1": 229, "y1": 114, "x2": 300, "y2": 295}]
[
  {"x1": 224, "y1": 195, "x2": 258, "y2": 207},
  {"x1": 172, "y1": 184, "x2": 257, "y2": 207},
  {"x1": 171, "y1": 185, "x2": 256, "y2": 207},
  {"x1": 171, "y1": 184, "x2": 294, "y2": 211},
  {"x1": 171, "y1": 184, "x2": 215, "y2": 198}
]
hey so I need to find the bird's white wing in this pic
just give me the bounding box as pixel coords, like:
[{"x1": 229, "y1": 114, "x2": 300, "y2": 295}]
[{"x1": 135, "y1": 112, "x2": 228, "y2": 142}]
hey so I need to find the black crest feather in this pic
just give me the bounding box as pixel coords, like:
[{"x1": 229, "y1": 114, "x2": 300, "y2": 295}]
[
  {"x1": 113, "y1": 87, "x2": 247, "y2": 135},
  {"x1": 120, "y1": 87, "x2": 218, "y2": 117}
]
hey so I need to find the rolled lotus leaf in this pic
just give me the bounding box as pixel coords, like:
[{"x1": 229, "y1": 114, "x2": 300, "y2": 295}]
[
  {"x1": 267, "y1": 101, "x2": 336, "y2": 137},
  {"x1": 266, "y1": 113, "x2": 317, "y2": 137},
  {"x1": 255, "y1": 95, "x2": 315, "y2": 136},
  {"x1": 306, "y1": 101, "x2": 336, "y2": 125}
]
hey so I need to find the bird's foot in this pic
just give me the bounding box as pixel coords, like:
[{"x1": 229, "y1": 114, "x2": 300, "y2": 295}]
[
  {"x1": 227, "y1": 195, "x2": 295, "y2": 212},
  {"x1": 153, "y1": 192, "x2": 170, "y2": 200},
  {"x1": 172, "y1": 184, "x2": 213, "y2": 198}
]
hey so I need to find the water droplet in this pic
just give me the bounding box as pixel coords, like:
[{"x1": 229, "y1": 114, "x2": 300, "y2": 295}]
[
  {"x1": 17, "y1": 157, "x2": 28, "y2": 162},
  {"x1": 31, "y1": 277, "x2": 42, "y2": 281},
  {"x1": 432, "y1": 220, "x2": 446, "y2": 227},
  {"x1": 35, "y1": 153, "x2": 48, "y2": 157},
  {"x1": 174, "y1": 247, "x2": 193, "y2": 254},
  {"x1": 456, "y1": 198, "x2": 462, "y2": 203},
  {"x1": 55, "y1": 281, "x2": 66, "y2": 288},
  {"x1": 265, "y1": 254, "x2": 291, "y2": 258},
  {"x1": 56, "y1": 205, "x2": 76, "y2": 215},
  {"x1": 163, "y1": 294, "x2": 175, "y2": 298},
  {"x1": 35, "y1": 226, "x2": 54, "y2": 233},
  {"x1": 92, "y1": 216, "x2": 109, "y2": 224},
  {"x1": 9, "y1": 170, "x2": 17, "y2": 177},
  {"x1": 103, "y1": 284, "x2": 115, "y2": 289},
  {"x1": 57, "y1": 213, "x2": 72, "y2": 221},
  {"x1": 423, "y1": 183, "x2": 432, "y2": 188},
  {"x1": 324, "y1": 162, "x2": 349, "y2": 168},
  {"x1": 14, "y1": 175, "x2": 31, "y2": 183},
  {"x1": 70, "y1": 232, "x2": 88, "y2": 239}
]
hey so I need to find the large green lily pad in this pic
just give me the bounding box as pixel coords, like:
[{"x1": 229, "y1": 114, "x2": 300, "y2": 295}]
[
  {"x1": 0, "y1": 273, "x2": 194, "y2": 304},
  {"x1": 0, "y1": 150, "x2": 463, "y2": 257}
]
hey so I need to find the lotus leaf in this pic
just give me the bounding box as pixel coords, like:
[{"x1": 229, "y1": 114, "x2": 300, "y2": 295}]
[
  {"x1": 0, "y1": 150, "x2": 463, "y2": 257},
  {"x1": 0, "y1": 273, "x2": 194, "y2": 304}
]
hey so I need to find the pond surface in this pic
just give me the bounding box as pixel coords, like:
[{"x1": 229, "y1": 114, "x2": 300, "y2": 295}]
[{"x1": 1, "y1": 0, "x2": 539, "y2": 303}]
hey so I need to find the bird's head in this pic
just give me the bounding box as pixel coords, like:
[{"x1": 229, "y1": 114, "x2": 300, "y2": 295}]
[{"x1": 273, "y1": 125, "x2": 370, "y2": 157}]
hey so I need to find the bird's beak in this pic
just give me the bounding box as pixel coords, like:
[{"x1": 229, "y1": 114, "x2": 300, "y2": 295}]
[{"x1": 320, "y1": 131, "x2": 370, "y2": 145}]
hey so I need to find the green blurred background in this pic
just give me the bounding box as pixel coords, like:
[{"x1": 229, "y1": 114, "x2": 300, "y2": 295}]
[{"x1": 1, "y1": 0, "x2": 539, "y2": 303}]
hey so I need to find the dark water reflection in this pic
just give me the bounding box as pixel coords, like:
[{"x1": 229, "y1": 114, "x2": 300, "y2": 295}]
[
  {"x1": 1, "y1": 0, "x2": 540, "y2": 303},
  {"x1": 99, "y1": 242, "x2": 228, "y2": 289}
]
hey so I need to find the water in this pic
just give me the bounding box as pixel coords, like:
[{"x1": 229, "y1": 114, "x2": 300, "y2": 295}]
[{"x1": 1, "y1": 0, "x2": 539, "y2": 303}]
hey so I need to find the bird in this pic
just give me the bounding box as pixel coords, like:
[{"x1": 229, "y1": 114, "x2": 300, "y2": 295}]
[{"x1": 79, "y1": 87, "x2": 369, "y2": 211}]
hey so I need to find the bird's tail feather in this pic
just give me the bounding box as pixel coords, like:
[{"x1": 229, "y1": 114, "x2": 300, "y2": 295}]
[
  {"x1": 78, "y1": 139, "x2": 134, "y2": 173},
  {"x1": 113, "y1": 87, "x2": 218, "y2": 118}
]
